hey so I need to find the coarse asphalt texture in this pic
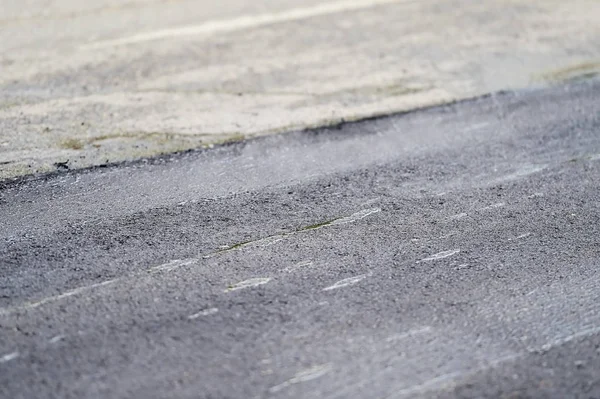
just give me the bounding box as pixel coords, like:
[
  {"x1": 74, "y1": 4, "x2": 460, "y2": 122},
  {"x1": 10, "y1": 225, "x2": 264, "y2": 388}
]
[{"x1": 1, "y1": 79, "x2": 600, "y2": 398}]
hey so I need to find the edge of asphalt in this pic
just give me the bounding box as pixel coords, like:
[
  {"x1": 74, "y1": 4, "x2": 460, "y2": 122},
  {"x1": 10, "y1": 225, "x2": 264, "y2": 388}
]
[{"x1": 0, "y1": 78, "x2": 593, "y2": 191}]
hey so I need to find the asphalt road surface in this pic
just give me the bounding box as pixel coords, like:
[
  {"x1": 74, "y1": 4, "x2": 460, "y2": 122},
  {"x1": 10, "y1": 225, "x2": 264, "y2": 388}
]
[{"x1": 1, "y1": 79, "x2": 600, "y2": 398}]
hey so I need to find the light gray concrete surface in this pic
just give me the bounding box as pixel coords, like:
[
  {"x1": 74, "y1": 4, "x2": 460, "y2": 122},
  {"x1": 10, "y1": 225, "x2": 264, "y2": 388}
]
[
  {"x1": 1, "y1": 79, "x2": 599, "y2": 398},
  {"x1": 1, "y1": 0, "x2": 600, "y2": 179}
]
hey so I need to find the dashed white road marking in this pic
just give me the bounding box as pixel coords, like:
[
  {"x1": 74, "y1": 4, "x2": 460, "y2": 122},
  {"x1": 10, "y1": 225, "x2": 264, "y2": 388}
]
[
  {"x1": 419, "y1": 249, "x2": 460, "y2": 262},
  {"x1": 269, "y1": 364, "x2": 332, "y2": 393},
  {"x1": 48, "y1": 335, "x2": 66, "y2": 344},
  {"x1": 0, "y1": 258, "x2": 199, "y2": 316},
  {"x1": 150, "y1": 258, "x2": 197, "y2": 273},
  {"x1": 82, "y1": 0, "x2": 407, "y2": 49},
  {"x1": 0, "y1": 279, "x2": 118, "y2": 316},
  {"x1": 390, "y1": 353, "x2": 521, "y2": 398},
  {"x1": 0, "y1": 208, "x2": 380, "y2": 316},
  {"x1": 323, "y1": 274, "x2": 368, "y2": 291},
  {"x1": 207, "y1": 207, "x2": 381, "y2": 258},
  {"x1": 254, "y1": 236, "x2": 286, "y2": 247},
  {"x1": 480, "y1": 202, "x2": 505, "y2": 210},
  {"x1": 448, "y1": 212, "x2": 467, "y2": 221},
  {"x1": 359, "y1": 197, "x2": 381, "y2": 207},
  {"x1": 225, "y1": 277, "x2": 272, "y2": 292},
  {"x1": 393, "y1": 371, "x2": 463, "y2": 397},
  {"x1": 0, "y1": 351, "x2": 19, "y2": 363},
  {"x1": 510, "y1": 232, "x2": 531, "y2": 241},
  {"x1": 386, "y1": 326, "x2": 432, "y2": 342},
  {"x1": 528, "y1": 193, "x2": 544, "y2": 198},
  {"x1": 535, "y1": 326, "x2": 600, "y2": 352},
  {"x1": 188, "y1": 308, "x2": 219, "y2": 319},
  {"x1": 331, "y1": 208, "x2": 381, "y2": 225},
  {"x1": 464, "y1": 122, "x2": 491, "y2": 132},
  {"x1": 283, "y1": 260, "x2": 314, "y2": 273},
  {"x1": 495, "y1": 165, "x2": 547, "y2": 184}
]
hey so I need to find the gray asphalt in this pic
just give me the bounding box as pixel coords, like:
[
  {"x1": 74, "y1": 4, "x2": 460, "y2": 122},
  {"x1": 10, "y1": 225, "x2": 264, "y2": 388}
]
[{"x1": 1, "y1": 79, "x2": 600, "y2": 399}]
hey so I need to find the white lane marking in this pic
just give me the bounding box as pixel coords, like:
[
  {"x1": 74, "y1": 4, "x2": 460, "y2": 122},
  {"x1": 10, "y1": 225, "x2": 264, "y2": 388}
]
[
  {"x1": 464, "y1": 122, "x2": 491, "y2": 133},
  {"x1": 448, "y1": 212, "x2": 467, "y2": 221},
  {"x1": 323, "y1": 274, "x2": 368, "y2": 291},
  {"x1": 269, "y1": 364, "x2": 332, "y2": 393},
  {"x1": 536, "y1": 326, "x2": 600, "y2": 352},
  {"x1": 283, "y1": 260, "x2": 314, "y2": 273},
  {"x1": 0, "y1": 208, "x2": 379, "y2": 316},
  {"x1": 82, "y1": 0, "x2": 407, "y2": 49},
  {"x1": 386, "y1": 326, "x2": 432, "y2": 342},
  {"x1": 527, "y1": 193, "x2": 544, "y2": 198},
  {"x1": 150, "y1": 258, "x2": 197, "y2": 273},
  {"x1": 0, "y1": 279, "x2": 118, "y2": 316},
  {"x1": 393, "y1": 371, "x2": 463, "y2": 397},
  {"x1": 0, "y1": 351, "x2": 19, "y2": 363},
  {"x1": 0, "y1": 259, "x2": 199, "y2": 316},
  {"x1": 205, "y1": 234, "x2": 289, "y2": 258},
  {"x1": 359, "y1": 197, "x2": 381, "y2": 207},
  {"x1": 225, "y1": 277, "x2": 272, "y2": 292},
  {"x1": 525, "y1": 288, "x2": 538, "y2": 296},
  {"x1": 48, "y1": 335, "x2": 66, "y2": 344},
  {"x1": 254, "y1": 236, "x2": 285, "y2": 247},
  {"x1": 2, "y1": 207, "x2": 380, "y2": 315},
  {"x1": 331, "y1": 208, "x2": 381, "y2": 225},
  {"x1": 391, "y1": 354, "x2": 521, "y2": 398},
  {"x1": 419, "y1": 249, "x2": 460, "y2": 262},
  {"x1": 480, "y1": 202, "x2": 505, "y2": 210},
  {"x1": 206, "y1": 208, "x2": 381, "y2": 259},
  {"x1": 188, "y1": 308, "x2": 219, "y2": 319},
  {"x1": 510, "y1": 232, "x2": 531, "y2": 241},
  {"x1": 495, "y1": 165, "x2": 547, "y2": 183}
]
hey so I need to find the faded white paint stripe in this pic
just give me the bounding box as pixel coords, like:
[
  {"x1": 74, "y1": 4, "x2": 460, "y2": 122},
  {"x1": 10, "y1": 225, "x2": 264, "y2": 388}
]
[
  {"x1": 225, "y1": 277, "x2": 272, "y2": 292},
  {"x1": 480, "y1": 202, "x2": 506, "y2": 210},
  {"x1": 0, "y1": 351, "x2": 19, "y2": 363},
  {"x1": 323, "y1": 274, "x2": 368, "y2": 291},
  {"x1": 448, "y1": 212, "x2": 467, "y2": 221},
  {"x1": 0, "y1": 279, "x2": 118, "y2": 316},
  {"x1": 331, "y1": 207, "x2": 381, "y2": 225},
  {"x1": 284, "y1": 260, "x2": 314, "y2": 273},
  {"x1": 269, "y1": 364, "x2": 332, "y2": 393},
  {"x1": 511, "y1": 232, "x2": 531, "y2": 240},
  {"x1": 150, "y1": 258, "x2": 197, "y2": 273},
  {"x1": 82, "y1": 0, "x2": 408, "y2": 49},
  {"x1": 391, "y1": 354, "x2": 521, "y2": 398},
  {"x1": 386, "y1": 326, "x2": 432, "y2": 342},
  {"x1": 0, "y1": 206, "x2": 380, "y2": 316},
  {"x1": 420, "y1": 249, "x2": 460, "y2": 262},
  {"x1": 48, "y1": 335, "x2": 66, "y2": 344},
  {"x1": 0, "y1": 258, "x2": 199, "y2": 316},
  {"x1": 188, "y1": 308, "x2": 219, "y2": 319},
  {"x1": 538, "y1": 326, "x2": 600, "y2": 352}
]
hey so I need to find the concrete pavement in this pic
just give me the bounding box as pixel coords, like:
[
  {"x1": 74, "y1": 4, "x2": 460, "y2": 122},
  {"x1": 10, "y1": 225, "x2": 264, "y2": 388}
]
[{"x1": 2, "y1": 0, "x2": 600, "y2": 179}]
